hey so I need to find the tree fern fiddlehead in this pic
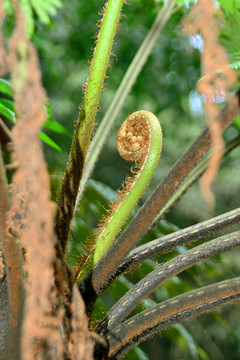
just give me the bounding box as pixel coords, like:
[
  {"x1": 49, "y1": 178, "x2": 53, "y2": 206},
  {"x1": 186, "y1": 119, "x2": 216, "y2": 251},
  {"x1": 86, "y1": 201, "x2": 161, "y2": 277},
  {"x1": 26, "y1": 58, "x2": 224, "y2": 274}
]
[
  {"x1": 79, "y1": 90, "x2": 240, "y2": 302},
  {"x1": 76, "y1": 110, "x2": 162, "y2": 282}
]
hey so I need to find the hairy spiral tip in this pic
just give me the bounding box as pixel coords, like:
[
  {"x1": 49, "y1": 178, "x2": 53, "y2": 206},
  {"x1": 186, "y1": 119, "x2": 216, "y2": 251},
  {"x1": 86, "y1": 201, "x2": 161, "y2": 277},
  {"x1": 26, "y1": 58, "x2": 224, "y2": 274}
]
[{"x1": 116, "y1": 112, "x2": 150, "y2": 162}]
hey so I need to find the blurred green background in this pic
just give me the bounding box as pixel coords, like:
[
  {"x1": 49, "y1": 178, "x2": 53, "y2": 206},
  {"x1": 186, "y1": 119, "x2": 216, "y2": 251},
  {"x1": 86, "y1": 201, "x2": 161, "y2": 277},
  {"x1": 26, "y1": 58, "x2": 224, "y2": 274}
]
[{"x1": 6, "y1": 0, "x2": 240, "y2": 359}]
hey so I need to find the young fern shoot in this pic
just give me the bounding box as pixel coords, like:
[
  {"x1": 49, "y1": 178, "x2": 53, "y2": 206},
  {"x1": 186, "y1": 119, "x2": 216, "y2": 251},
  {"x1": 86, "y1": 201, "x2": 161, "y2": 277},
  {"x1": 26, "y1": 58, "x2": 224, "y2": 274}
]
[{"x1": 76, "y1": 111, "x2": 162, "y2": 282}]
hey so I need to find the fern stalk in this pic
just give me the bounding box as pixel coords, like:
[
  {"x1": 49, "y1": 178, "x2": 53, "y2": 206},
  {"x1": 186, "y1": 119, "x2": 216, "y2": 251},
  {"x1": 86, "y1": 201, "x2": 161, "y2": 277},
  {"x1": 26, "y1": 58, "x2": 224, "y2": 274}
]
[
  {"x1": 115, "y1": 206, "x2": 240, "y2": 277},
  {"x1": 105, "y1": 277, "x2": 240, "y2": 359},
  {"x1": 54, "y1": 0, "x2": 125, "y2": 253},
  {"x1": 97, "y1": 230, "x2": 240, "y2": 333}
]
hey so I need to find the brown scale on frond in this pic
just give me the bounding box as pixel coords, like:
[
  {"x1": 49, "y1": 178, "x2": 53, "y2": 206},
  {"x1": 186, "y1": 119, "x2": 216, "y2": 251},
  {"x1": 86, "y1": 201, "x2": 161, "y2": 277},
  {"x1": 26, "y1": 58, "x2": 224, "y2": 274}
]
[{"x1": 117, "y1": 114, "x2": 150, "y2": 162}]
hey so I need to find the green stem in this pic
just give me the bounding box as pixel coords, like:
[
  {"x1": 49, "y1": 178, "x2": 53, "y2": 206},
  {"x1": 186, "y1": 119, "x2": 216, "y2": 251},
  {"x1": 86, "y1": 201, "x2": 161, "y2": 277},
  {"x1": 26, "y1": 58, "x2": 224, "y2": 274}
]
[
  {"x1": 54, "y1": 0, "x2": 125, "y2": 253},
  {"x1": 75, "y1": 0, "x2": 176, "y2": 208},
  {"x1": 77, "y1": 0, "x2": 125, "y2": 152},
  {"x1": 77, "y1": 111, "x2": 162, "y2": 281}
]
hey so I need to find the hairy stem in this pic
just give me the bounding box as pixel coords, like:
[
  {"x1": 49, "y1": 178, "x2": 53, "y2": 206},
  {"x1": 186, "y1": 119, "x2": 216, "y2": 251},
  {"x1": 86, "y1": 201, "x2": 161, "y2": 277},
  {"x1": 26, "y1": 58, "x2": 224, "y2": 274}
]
[
  {"x1": 103, "y1": 277, "x2": 240, "y2": 359},
  {"x1": 77, "y1": 111, "x2": 162, "y2": 281},
  {"x1": 97, "y1": 230, "x2": 240, "y2": 333},
  {"x1": 54, "y1": 0, "x2": 125, "y2": 253}
]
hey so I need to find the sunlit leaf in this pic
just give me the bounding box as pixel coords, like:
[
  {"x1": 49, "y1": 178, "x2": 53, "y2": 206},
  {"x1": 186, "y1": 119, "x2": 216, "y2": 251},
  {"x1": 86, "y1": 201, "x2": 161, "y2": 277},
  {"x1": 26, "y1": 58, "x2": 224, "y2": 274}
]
[
  {"x1": 43, "y1": 119, "x2": 72, "y2": 137},
  {"x1": 39, "y1": 131, "x2": 63, "y2": 152},
  {"x1": 0, "y1": 102, "x2": 15, "y2": 121},
  {"x1": 0, "y1": 78, "x2": 14, "y2": 98}
]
